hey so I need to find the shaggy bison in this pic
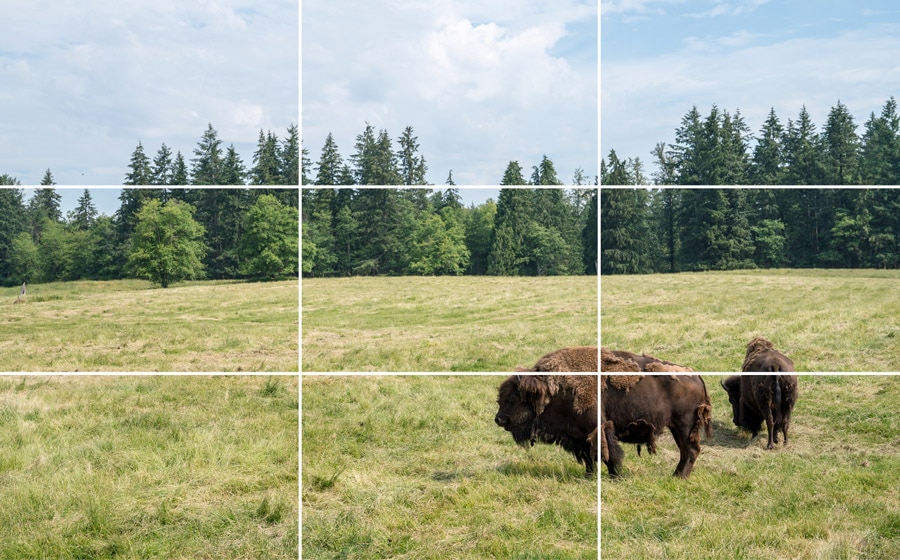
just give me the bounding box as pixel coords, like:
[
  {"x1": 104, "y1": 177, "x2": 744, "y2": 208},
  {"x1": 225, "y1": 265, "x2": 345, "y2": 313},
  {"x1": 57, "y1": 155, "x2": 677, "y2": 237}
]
[
  {"x1": 601, "y1": 348, "x2": 695, "y2": 372},
  {"x1": 515, "y1": 346, "x2": 598, "y2": 372},
  {"x1": 601, "y1": 375, "x2": 712, "y2": 478},
  {"x1": 494, "y1": 375, "x2": 597, "y2": 475},
  {"x1": 742, "y1": 337, "x2": 795, "y2": 372},
  {"x1": 721, "y1": 375, "x2": 798, "y2": 449}
]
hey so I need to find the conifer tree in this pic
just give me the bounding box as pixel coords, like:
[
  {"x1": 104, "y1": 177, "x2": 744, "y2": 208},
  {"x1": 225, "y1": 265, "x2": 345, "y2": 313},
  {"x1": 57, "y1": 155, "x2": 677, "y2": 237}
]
[
  {"x1": 40, "y1": 169, "x2": 55, "y2": 185},
  {"x1": 150, "y1": 143, "x2": 174, "y2": 185},
  {"x1": 125, "y1": 141, "x2": 152, "y2": 185},
  {"x1": 251, "y1": 129, "x2": 281, "y2": 185},
  {"x1": 222, "y1": 144, "x2": 247, "y2": 185},
  {"x1": 171, "y1": 151, "x2": 189, "y2": 185},
  {"x1": 280, "y1": 124, "x2": 300, "y2": 185},
  {"x1": 191, "y1": 123, "x2": 224, "y2": 185},
  {"x1": 396, "y1": 126, "x2": 428, "y2": 185},
  {"x1": 314, "y1": 133, "x2": 344, "y2": 185},
  {"x1": 500, "y1": 161, "x2": 526, "y2": 185}
]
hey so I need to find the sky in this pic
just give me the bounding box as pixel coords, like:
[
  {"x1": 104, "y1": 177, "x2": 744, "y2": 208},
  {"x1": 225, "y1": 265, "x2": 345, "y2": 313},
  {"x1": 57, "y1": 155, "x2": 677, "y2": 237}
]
[
  {"x1": 1, "y1": 0, "x2": 298, "y2": 185},
  {"x1": 601, "y1": 0, "x2": 900, "y2": 177},
  {"x1": 302, "y1": 0, "x2": 598, "y2": 185}
]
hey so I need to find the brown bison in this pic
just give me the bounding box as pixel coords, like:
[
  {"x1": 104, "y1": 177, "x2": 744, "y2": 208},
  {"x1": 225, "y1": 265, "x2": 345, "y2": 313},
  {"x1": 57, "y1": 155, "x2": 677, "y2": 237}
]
[
  {"x1": 601, "y1": 347, "x2": 695, "y2": 372},
  {"x1": 515, "y1": 346, "x2": 598, "y2": 372},
  {"x1": 742, "y1": 337, "x2": 795, "y2": 372},
  {"x1": 601, "y1": 375, "x2": 712, "y2": 478},
  {"x1": 721, "y1": 375, "x2": 798, "y2": 449},
  {"x1": 494, "y1": 375, "x2": 597, "y2": 475}
]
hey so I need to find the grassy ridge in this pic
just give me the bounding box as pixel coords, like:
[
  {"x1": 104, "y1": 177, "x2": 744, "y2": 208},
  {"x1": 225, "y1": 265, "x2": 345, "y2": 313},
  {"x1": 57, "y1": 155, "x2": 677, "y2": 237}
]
[
  {"x1": 0, "y1": 375, "x2": 299, "y2": 559},
  {"x1": 302, "y1": 276, "x2": 598, "y2": 372},
  {"x1": 601, "y1": 375, "x2": 900, "y2": 560},
  {"x1": 601, "y1": 269, "x2": 900, "y2": 371},
  {"x1": 0, "y1": 279, "x2": 298, "y2": 372},
  {"x1": 302, "y1": 376, "x2": 598, "y2": 559}
]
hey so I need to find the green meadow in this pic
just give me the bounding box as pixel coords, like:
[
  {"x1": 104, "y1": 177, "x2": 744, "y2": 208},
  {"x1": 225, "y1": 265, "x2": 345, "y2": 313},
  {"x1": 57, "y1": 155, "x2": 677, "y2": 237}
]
[
  {"x1": 0, "y1": 279, "x2": 298, "y2": 372},
  {"x1": 303, "y1": 375, "x2": 597, "y2": 559},
  {"x1": 601, "y1": 269, "x2": 900, "y2": 371},
  {"x1": 601, "y1": 375, "x2": 900, "y2": 560},
  {"x1": 302, "y1": 276, "x2": 598, "y2": 371},
  {"x1": 0, "y1": 375, "x2": 298, "y2": 558}
]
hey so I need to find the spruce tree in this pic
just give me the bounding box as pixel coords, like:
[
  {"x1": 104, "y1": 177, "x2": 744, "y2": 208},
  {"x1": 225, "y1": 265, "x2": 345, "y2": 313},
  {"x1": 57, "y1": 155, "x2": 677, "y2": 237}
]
[
  {"x1": 125, "y1": 141, "x2": 152, "y2": 185},
  {"x1": 171, "y1": 151, "x2": 189, "y2": 185},
  {"x1": 500, "y1": 161, "x2": 526, "y2": 185},
  {"x1": 69, "y1": 189, "x2": 98, "y2": 231},
  {"x1": 280, "y1": 123, "x2": 300, "y2": 185},
  {"x1": 150, "y1": 143, "x2": 174, "y2": 185},
  {"x1": 314, "y1": 132, "x2": 344, "y2": 185},
  {"x1": 40, "y1": 169, "x2": 55, "y2": 185},
  {"x1": 821, "y1": 100, "x2": 859, "y2": 185},
  {"x1": 751, "y1": 108, "x2": 784, "y2": 184},
  {"x1": 396, "y1": 126, "x2": 428, "y2": 185},
  {"x1": 251, "y1": 129, "x2": 281, "y2": 185},
  {"x1": 191, "y1": 123, "x2": 224, "y2": 185},
  {"x1": 222, "y1": 145, "x2": 247, "y2": 185}
]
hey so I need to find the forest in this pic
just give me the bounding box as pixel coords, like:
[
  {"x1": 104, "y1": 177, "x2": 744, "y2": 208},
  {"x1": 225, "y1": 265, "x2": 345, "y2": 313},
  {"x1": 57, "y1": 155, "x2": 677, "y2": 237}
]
[
  {"x1": 302, "y1": 188, "x2": 597, "y2": 277},
  {"x1": 302, "y1": 123, "x2": 596, "y2": 186},
  {"x1": 601, "y1": 188, "x2": 900, "y2": 274},
  {"x1": 0, "y1": 123, "x2": 299, "y2": 187},
  {"x1": 601, "y1": 97, "x2": 900, "y2": 185},
  {"x1": 0, "y1": 188, "x2": 299, "y2": 287}
]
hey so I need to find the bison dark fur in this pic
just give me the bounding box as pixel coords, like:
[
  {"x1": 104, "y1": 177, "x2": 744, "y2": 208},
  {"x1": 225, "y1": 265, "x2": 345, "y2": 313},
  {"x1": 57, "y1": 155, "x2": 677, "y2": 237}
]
[
  {"x1": 721, "y1": 375, "x2": 798, "y2": 449},
  {"x1": 600, "y1": 375, "x2": 712, "y2": 478},
  {"x1": 742, "y1": 337, "x2": 795, "y2": 372},
  {"x1": 494, "y1": 375, "x2": 597, "y2": 475}
]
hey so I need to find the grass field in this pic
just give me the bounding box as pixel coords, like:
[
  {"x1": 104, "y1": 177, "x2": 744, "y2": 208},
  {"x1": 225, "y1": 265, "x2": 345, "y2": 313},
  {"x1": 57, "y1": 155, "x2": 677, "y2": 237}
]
[
  {"x1": 601, "y1": 269, "x2": 900, "y2": 371},
  {"x1": 301, "y1": 276, "x2": 598, "y2": 372},
  {"x1": 302, "y1": 375, "x2": 598, "y2": 559},
  {"x1": 0, "y1": 279, "x2": 298, "y2": 372},
  {"x1": 601, "y1": 375, "x2": 900, "y2": 560},
  {"x1": 0, "y1": 375, "x2": 298, "y2": 559}
]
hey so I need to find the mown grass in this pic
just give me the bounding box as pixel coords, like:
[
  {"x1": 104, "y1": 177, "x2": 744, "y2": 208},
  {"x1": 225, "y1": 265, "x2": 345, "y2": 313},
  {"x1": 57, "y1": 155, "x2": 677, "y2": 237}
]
[
  {"x1": 301, "y1": 277, "x2": 598, "y2": 372},
  {"x1": 0, "y1": 279, "x2": 298, "y2": 372},
  {"x1": 0, "y1": 375, "x2": 298, "y2": 559},
  {"x1": 601, "y1": 375, "x2": 900, "y2": 560},
  {"x1": 600, "y1": 269, "x2": 900, "y2": 371},
  {"x1": 302, "y1": 375, "x2": 598, "y2": 559}
]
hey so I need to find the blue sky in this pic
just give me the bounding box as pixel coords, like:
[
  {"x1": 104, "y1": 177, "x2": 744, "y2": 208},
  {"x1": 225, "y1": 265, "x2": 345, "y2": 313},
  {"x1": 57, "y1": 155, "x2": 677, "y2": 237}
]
[
  {"x1": 1, "y1": 1, "x2": 298, "y2": 185},
  {"x1": 303, "y1": 0, "x2": 598, "y2": 185},
  {"x1": 601, "y1": 0, "x2": 900, "y2": 176}
]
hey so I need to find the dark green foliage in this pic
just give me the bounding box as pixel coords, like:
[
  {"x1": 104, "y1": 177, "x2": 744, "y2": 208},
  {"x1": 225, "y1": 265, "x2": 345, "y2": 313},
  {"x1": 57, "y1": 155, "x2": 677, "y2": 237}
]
[
  {"x1": 40, "y1": 169, "x2": 55, "y2": 185},
  {"x1": 500, "y1": 161, "x2": 526, "y2": 185},
  {"x1": 125, "y1": 142, "x2": 152, "y2": 185},
  {"x1": 0, "y1": 189, "x2": 26, "y2": 283},
  {"x1": 191, "y1": 123, "x2": 224, "y2": 185},
  {"x1": 302, "y1": 188, "x2": 594, "y2": 277},
  {"x1": 313, "y1": 133, "x2": 344, "y2": 186},
  {"x1": 608, "y1": 98, "x2": 900, "y2": 185},
  {"x1": 601, "y1": 188, "x2": 900, "y2": 274}
]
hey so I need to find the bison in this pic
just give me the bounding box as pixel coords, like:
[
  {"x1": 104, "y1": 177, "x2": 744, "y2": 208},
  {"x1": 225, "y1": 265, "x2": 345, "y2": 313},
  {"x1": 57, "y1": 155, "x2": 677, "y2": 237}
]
[
  {"x1": 601, "y1": 375, "x2": 712, "y2": 478},
  {"x1": 742, "y1": 337, "x2": 795, "y2": 372},
  {"x1": 494, "y1": 375, "x2": 597, "y2": 475},
  {"x1": 515, "y1": 346, "x2": 598, "y2": 372},
  {"x1": 721, "y1": 375, "x2": 798, "y2": 449},
  {"x1": 601, "y1": 347, "x2": 695, "y2": 372}
]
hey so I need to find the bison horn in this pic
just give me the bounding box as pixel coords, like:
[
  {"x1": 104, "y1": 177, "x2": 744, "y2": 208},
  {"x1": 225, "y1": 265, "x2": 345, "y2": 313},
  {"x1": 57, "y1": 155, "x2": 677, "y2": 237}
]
[{"x1": 720, "y1": 379, "x2": 727, "y2": 390}]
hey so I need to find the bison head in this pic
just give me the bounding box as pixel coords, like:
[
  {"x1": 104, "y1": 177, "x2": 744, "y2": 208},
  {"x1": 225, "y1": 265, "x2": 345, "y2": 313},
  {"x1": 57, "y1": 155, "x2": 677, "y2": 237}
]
[
  {"x1": 494, "y1": 375, "x2": 559, "y2": 447},
  {"x1": 721, "y1": 376, "x2": 743, "y2": 429}
]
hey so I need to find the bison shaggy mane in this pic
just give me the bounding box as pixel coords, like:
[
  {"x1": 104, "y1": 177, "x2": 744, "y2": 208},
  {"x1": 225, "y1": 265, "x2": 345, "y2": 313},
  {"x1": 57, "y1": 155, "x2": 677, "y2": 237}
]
[{"x1": 494, "y1": 375, "x2": 598, "y2": 475}]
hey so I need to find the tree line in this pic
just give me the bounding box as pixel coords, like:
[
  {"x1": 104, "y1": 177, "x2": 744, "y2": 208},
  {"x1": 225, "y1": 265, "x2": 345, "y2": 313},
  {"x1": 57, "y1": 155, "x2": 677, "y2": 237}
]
[
  {"x1": 302, "y1": 123, "x2": 596, "y2": 186},
  {"x1": 0, "y1": 123, "x2": 299, "y2": 187},
  {"x1": 302, "y1": 188, "x2": 597, "y2": 277},
  {"x1": 601, "y1": 97, "x2": 900, "y2": 185},
  {"x1": 0, "y1": 188, "x2": 299, "y2": 288},
  {"x1": 601, "y1": 188, "x2": 900, "y2": 274}
]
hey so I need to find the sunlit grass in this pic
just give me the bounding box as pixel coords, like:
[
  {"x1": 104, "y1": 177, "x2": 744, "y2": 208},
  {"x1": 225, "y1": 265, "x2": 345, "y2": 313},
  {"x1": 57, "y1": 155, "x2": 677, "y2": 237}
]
[
  {"x1": 0, "y1": 279, "x2": 298, "y2": 372},
  {"x1": 601, "y1": 270, "x2": 900, "y2": 371},
  {"x1": 302, "y1": 276, "x2": 598, "y2": 372}
]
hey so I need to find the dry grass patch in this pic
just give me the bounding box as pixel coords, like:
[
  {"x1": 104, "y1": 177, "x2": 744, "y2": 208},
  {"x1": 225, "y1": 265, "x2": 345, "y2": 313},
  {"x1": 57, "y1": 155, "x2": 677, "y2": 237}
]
[
  {"x1": 0, "y1": 279, "x2": 298, "y2": 372},
  {"x1": 601, "y1": 270, "x2": 900, "y2": 371},
  {"x1": 302, "y1": 276, "x2": 597, "y2": 372}
]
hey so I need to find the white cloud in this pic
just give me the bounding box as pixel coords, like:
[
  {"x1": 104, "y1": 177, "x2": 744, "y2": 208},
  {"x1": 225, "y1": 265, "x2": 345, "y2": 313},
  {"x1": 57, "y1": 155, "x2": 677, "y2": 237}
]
[
  {"x1": 602, "y1": 24, "x2": 900, "y2": 168},
  {"x1": 0, "y1": 0, "x2": 297, "y2": 184},
  {"x1": 303, "y1": 0, "x2": 597, "y2": 184}
]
